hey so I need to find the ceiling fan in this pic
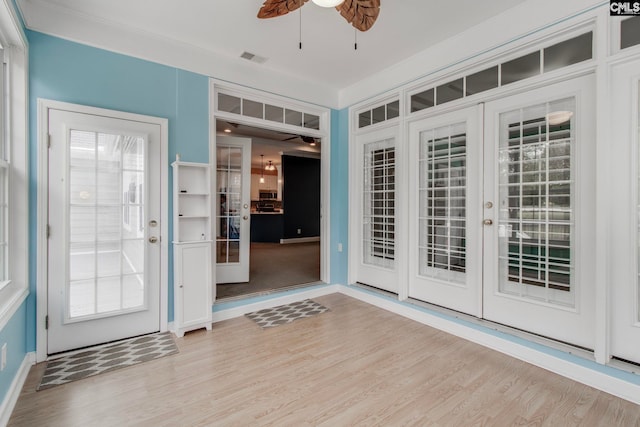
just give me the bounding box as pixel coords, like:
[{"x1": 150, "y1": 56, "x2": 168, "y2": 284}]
[{"x1": 257, "y1": 0, "x2": 381, "y2": 32}]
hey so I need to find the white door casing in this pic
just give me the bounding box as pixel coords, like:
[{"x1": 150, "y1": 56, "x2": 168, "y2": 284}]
[
  {"x1": 609, "y1": 59, "x2": 640, "y2": 364},
  {"x1": 215, "y1": 136, "x2": 252, "y2": 284},
  {"x1": 47, "y1": 107, "x2": 163, "y2": 354},
  {"x1": 353, "y1": 126, "x2": 399, "y2": 293},
  {"x1": 482, "y1": 75, "x2": 596, "y2": 349},
  {"x1": 408, "y1": 106, "x2": 482, "y2": 316}
]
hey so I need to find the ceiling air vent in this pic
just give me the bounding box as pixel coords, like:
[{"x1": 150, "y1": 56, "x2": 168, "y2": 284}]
[{"x1": 240, "y1": 51, "x2": 267, "y2": 64}]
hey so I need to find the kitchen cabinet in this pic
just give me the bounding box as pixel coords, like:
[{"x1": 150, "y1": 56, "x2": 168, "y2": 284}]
[{"x1": 172, "y1": 160, "x2": 213, "y2": 337}]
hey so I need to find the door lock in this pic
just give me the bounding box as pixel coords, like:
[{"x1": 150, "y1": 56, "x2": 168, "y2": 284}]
[
  {"x1": 243, "y1": 215, "x2": 249, "y2": 220},
  {"x1": 485, "y1": 201, "x2": 493, "y2": 209},
  {"x1": 149, "y1": 220, "x2": 158, "y2": 227},
  {"x1": 483, "y1": 219, "x2": 493, "y2": 226},
  {"x1": 149, "y1": 236, "x2": 158, "y2": 243}
]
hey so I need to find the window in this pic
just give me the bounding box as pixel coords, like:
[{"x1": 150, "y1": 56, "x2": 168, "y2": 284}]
[
  {"x1": 362, "y1": 139, "x2": 395, "y2": 268},
  {"x1": 0, "y1": 49, "x2": 8, "y2": 291},
  {"x1": 0, "y1": 1, "x2": 29, "y2": 331},
  {"x1": 410, "y1": 31, "x2": 593, "y2": 114},
  {"x1": 419, "y1": 123, "x2": 467, "y2": 283},
  {"x1": 498, "y1": 98, "x2": 575, "y2": 304},
  {"x1": 357, "y1": 100, "x2": 401, "y2": 129}
]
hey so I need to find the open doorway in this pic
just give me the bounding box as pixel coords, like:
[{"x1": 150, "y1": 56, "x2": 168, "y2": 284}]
[{"x1": 215, "y1": 120, "x2": 321, "y2": 299}]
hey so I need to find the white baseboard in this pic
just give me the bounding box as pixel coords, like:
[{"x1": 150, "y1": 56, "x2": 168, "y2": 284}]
[
  {"x1": 279, "y1": 236, "x2": 320, "y2": 244},
  {"x1": 339, "y1": 285, "x2": 640, "y2": 406},
  {"x1": 212, "y1": 284, "x2": 339, "y2": 322},
  {"x1": 0, "y1": 352, "x2": 34, "y2": 427}
]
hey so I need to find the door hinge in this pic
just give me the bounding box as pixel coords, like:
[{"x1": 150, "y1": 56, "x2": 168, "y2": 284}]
[
  {"x1": 47, "y1": 134, "x2": 51, "y2": 148},
  {"x1": 46, "y1": 224, "x2": 50, "y2": 238},
  {"x1": 45, "y1": 315, "x2": 49, "y2": 330}
]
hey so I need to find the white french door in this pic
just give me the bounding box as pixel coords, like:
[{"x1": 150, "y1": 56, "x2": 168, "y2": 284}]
[
  {"x1": 215, "y1": 136, "x2": 251, "y2": 284},
  {"x1": 47, "y1": 108, "x2": 161, "y2": 354},
  {"x1": 353, "y1": 127, "x2": 399, "y2": 293},
  {"x1": 482, "y1": 75, "x2": 596, "y2": 349},
  {"x1": 609, "y1": 59, "x2": 640, "y2": 364},
  {"x1": 408, "y1": 106, "x2": 482, "y2": 315}
]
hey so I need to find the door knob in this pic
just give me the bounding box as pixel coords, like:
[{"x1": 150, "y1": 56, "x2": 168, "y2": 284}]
[
  {"x1": 243, "y1": 215, "x2": 248, "y2": 220},
  {"x1": 149, "y1": 236, "x2": 158, "y2": 243},
  {"x1": 483, "y1": 219, "x2": 493, "y2": 226}
]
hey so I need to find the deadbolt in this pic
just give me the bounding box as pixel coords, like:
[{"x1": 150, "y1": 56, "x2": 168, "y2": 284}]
[
  {"x1": 149, "y1": 236, "x2": 158, "y2": 243},
  {"x1": 243, "y1": 215, "x2": 249, "y2": 220},
  {"x1": 485, "y1": 201, "x2": 493, "y2": 209},
  {"x1": 483, "y1": 219, "x2": 493, "y2": 226},
  {"x1": 149, "y1": 220, "x2": 158, "y2": 227}
]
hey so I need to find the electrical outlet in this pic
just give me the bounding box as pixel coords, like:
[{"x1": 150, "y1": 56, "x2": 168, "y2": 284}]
[
  {"x1": 1, "y1": 343, "x2": 6, "y2": 371},
  {"x1": 297, "y1": 228, "x2": 302, "y2": 235},
  {"x1": 338, "y1": 243, "x2": 343, "y2": 252}
]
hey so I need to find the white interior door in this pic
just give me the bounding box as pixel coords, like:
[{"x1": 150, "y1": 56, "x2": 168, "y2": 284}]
[
  {"x1": 482, "y1": 75, "x2": 596, "y2": 349},
  {"x1": 47, "y1": 108, "x2": 161, "y2": 354},
  {"x1": 610, "y1": 59, "x2": 640, "y2": 364},
  {"x1": 408, "y1": 106, "x2": 482, "y2": 315},
  {"x1": 353, "y1": 127, "x2": 399, "y2": 293},
  {"x1": 215, "y1": 136, "x2": 251, "y2": 284}
]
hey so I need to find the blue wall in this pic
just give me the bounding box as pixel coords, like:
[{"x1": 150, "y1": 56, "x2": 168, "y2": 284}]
[
  {"x1": 0, "y1": 302, "x2": 27, "y2": 405},
  {"x1": 330, "y1": 108, "x2": 349, "y2": 285},
  {"x1": 25, "y1": 31, "x2": 351, "y2": 353},
  {"x1": 27, "y1": 31, "x2": 210, "y2": 349}
]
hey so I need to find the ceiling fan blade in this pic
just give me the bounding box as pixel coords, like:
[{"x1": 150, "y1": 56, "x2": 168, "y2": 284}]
[
  {"x1": 258, "y1": 0, "x2": 309, "y2": 19},
  {"x1": 336, "y1": 0, "x2": 380, "y2": 32},
  {"x1": 283, "y1": 135, "x2": 299, "y2": 141}
]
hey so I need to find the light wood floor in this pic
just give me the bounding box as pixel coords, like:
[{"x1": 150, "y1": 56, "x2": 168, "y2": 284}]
[{"x1": 9, "y1": 294, "x2": 640, "y2": 426}]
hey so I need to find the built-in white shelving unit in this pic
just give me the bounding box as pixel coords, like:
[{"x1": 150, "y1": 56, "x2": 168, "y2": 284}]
[{"x1": 172, "y1": 160, "x2": 213, "y2": 337}]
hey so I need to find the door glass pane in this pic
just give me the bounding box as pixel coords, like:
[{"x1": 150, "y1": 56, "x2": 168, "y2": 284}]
[
  {"x1": 466, "y1": 66, "x2": 498, "y2": 96},
  {"x1": 638, "y1": 83, "x2": 640, "y2": 322},
  {"x1": 501, "y1": 51, "x2": 541, "y2": 86},
  {"x1": 436, "y1": 78, "x2": 464, "y2": 105},
  {"x1": 363, "y1": 138, "x2": 395, "y2": 269},
  {"x1": 419, "y1": 122, "x2": 467, "y2": 284},
  {"x1": 621, "y1": 16, "x2": 640, "y2": 50},
  {"x1": 411, "y1": 88, "x2": 435, "y2": 113},
  {"x1": 543, "y1": 32, "x2": 592, "y2": 73},
  {"x1": 497, "y1": 98, "x2": 575, "y2": 307},
  {"x1": 68, "y1": 130, "x2": 147, "y2": 319},
  {"x1": 216, "y1": 146, "x2": 242, "y2": 264}
]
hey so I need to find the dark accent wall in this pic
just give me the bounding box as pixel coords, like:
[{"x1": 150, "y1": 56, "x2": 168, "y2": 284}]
[{"x1": 282, "y1": 155, "x2": 320, "y2": 239}]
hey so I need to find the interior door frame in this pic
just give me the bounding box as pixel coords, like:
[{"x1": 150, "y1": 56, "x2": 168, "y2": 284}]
[
  {"x1": 36, "y1": 99, "x2": 169, "y2": 363},
  {"x1": 209, "y1": 80, "x2": 331, "y2": 286}
]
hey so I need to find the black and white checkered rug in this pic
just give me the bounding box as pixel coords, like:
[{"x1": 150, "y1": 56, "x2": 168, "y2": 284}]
[
  {"x1": 245, "y1": 299, "x2": 329, "y2": 329},
  {"x1": 38, "y1": 332, "x2": 179, "y2": 391}
]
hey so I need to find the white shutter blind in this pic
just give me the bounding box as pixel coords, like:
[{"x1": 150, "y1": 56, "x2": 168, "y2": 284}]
[
  {"x1": 363, "y1": 138, "x2": 395, "y2": 269},
  {"x1": 418, "y1": 123, "x2": 466, "y2": 283},
  {"x1": 498, "y1": 98, "x2": 575, "y2": 306}
]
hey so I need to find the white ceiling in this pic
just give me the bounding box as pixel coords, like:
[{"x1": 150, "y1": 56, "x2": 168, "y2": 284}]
[{"x1": 18, "y1": 0, "x2": 527, "y2": 95}]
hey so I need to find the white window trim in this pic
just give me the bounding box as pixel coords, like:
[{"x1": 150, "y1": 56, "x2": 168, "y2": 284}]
[{"x1": 0, "y1": 0, "x2": 29, "y2": 331}]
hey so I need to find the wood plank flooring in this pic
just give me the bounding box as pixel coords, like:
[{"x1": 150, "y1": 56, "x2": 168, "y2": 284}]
[{"x1": 8, "y1": 294, "x2": 640, "y2": 426}]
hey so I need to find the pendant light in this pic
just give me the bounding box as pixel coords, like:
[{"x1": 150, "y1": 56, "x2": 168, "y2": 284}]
[
  {"x1": 259, "y1": 155, "x2": 265, "y2": 184},
  {"x1": 265, "y1": 160, "x2": 276, "y2": 171}
]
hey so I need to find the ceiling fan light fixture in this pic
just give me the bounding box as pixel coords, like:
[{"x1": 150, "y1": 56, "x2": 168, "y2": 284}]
[
  {"x1": 311, "y1": 0, "x2": 344, "y2": 7},
  {"x1": 265, "y1": 160, "x2": 276, "y2": 171}
]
